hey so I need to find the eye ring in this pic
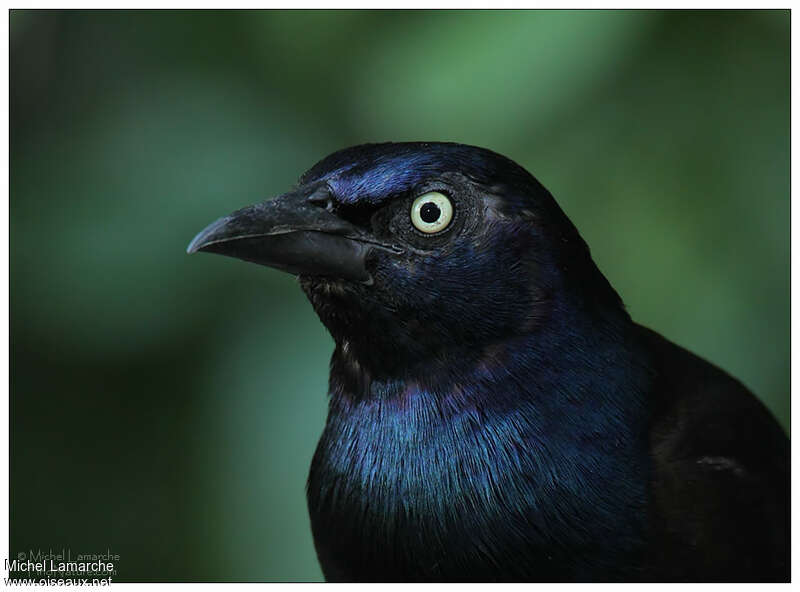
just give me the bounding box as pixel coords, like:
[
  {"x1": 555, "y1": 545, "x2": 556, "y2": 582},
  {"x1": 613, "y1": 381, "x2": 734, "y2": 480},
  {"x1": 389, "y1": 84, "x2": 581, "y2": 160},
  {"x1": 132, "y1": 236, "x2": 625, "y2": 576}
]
[{"x1": 410, "y1": 192, "x2": 454, "y2": 234}]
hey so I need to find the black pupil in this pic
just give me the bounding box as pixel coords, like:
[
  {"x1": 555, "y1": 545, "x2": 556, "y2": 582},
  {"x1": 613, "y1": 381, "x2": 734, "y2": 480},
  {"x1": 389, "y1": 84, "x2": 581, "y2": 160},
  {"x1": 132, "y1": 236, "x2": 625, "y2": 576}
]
[{"x1": 420, "y1": 202, "x2": 441, "y2": 224}]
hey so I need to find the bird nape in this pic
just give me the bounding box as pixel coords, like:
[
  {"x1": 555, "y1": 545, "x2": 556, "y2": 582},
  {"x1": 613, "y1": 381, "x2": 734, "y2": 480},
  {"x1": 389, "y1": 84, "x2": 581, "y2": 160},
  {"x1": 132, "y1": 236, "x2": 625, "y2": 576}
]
[{"x1": 188, "y1": 142, "x2": 788, "y2": 583}]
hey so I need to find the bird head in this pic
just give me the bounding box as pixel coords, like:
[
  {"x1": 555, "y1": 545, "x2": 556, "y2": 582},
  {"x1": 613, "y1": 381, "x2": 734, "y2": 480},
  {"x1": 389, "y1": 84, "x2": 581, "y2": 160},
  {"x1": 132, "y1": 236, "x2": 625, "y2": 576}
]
[{"x1": 188, "y1": 142, "x2": 623, "y2": 378}]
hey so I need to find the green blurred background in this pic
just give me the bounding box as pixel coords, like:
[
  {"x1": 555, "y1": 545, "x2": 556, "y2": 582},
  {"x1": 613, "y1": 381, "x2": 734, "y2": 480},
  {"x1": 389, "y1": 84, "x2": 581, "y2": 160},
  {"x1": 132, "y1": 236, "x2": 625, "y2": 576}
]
[{"x1": 10, "y1": 9, "x2": 789, "y2": 582}]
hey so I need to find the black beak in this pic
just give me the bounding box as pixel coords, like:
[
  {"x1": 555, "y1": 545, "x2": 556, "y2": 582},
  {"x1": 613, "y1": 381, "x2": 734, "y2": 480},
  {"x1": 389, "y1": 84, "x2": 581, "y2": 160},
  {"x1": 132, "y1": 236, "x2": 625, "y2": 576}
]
[{"x1": 187, "y1": 184, "x2": 396, "y2": 283}]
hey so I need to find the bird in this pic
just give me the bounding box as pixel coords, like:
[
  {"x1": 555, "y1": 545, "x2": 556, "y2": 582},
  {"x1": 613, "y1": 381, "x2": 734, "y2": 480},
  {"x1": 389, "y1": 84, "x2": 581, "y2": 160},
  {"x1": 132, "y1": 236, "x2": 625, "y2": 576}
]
[{"x1": 187, "y1": 142, "x2": 788, "y2": 582}]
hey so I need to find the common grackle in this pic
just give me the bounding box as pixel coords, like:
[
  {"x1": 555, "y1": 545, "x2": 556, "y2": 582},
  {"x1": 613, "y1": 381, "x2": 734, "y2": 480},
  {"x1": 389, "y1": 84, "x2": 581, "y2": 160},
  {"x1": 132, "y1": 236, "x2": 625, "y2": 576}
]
[{"x1": 188, "y1": 142, "x2": 788, "y2": 582}]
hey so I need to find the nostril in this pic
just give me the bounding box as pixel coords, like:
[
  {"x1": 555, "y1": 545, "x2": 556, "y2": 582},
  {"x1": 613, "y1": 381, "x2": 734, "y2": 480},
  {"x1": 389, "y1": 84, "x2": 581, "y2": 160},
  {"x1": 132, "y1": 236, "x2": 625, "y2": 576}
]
[
  {"x1": 307, "y1": 185, "x2": 335, "y2": 213},
  {"x1": 305, "y1": 184, "x2": 375, "y2": 228}
]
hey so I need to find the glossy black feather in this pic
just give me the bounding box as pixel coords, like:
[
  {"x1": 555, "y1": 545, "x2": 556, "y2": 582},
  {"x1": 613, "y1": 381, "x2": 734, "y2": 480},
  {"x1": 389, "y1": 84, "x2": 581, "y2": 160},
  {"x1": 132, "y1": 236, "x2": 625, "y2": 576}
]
[
  {"x1": 301, "y1": 143, "x2": 788, "y2": 582},
  {"x1": 192, "y1": 142, "x2": 788, "y2": 582}
]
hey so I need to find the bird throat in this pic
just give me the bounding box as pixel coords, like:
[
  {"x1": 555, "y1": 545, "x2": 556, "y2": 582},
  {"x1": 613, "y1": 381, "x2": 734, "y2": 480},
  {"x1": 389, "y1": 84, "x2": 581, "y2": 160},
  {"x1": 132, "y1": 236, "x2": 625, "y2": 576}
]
[{"x1": 307, "y1": 305, "x2": 654, "y2": 580}]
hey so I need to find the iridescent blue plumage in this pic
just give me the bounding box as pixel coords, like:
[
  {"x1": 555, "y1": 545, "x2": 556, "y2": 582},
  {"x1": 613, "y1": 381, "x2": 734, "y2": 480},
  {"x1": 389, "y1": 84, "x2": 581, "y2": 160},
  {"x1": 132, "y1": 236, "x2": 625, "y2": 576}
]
[
  {"x1": 300, "y1": 143, "x2": 653, "y2": 580},
  {"x1": 301, "y1": 143, "x2": 541, "y2": 209},
  {"x1": 190, "y1": 142, "x2": 788, "y2": 582}
]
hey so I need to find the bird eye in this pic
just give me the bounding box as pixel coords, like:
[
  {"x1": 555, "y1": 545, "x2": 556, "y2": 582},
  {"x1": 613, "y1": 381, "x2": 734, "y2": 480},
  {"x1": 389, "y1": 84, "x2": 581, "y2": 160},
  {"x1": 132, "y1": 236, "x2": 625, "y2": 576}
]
[{"x1": 410, "y1": 192, "x2": 453, "y2": 234}]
